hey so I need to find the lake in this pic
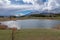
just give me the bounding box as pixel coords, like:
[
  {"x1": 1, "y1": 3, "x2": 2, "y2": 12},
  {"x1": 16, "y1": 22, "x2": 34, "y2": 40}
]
[{"x1": 1, "y1": 19, "x2": 60, "y2": 29}]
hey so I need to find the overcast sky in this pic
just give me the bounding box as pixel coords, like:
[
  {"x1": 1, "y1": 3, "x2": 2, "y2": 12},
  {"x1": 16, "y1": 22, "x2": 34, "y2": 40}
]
[{"x1": 0, "y1": 0, "x2": 60, "y2": 16}]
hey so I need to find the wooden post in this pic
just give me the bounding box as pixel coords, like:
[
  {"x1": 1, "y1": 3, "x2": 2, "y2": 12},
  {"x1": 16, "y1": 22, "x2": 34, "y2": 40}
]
[
  {"x1": 12, "y1": 30, "x2": 14, "y2": 40},
  {"x1": 12, "y1": 28, "x2": 17, "y2": 40}
]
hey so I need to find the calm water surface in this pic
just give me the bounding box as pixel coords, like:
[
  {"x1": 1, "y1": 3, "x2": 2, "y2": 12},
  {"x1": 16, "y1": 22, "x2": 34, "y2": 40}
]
[{"x1": 1, "y1": 19, "x2": 60, "y2": 29}]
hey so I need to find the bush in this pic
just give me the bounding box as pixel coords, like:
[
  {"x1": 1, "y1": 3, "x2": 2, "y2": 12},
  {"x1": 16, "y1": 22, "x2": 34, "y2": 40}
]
[{"x1": 52, "y1": 25, "x2": 60, "y2": 30}]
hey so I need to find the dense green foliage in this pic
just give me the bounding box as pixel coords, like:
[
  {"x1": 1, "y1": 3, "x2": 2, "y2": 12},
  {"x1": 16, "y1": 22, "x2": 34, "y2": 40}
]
[
  {"x1": 0, "y1": 13, "x2": 60, "y2": 18},
  {"x1": 29, "y1": 14, "x2": 60, "y2": 17}
]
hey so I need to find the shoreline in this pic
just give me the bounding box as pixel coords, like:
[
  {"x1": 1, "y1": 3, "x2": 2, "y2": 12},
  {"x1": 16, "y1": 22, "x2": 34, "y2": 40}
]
[{"x1": 0, "y1": 17, "x2": 60, "y2": 21}]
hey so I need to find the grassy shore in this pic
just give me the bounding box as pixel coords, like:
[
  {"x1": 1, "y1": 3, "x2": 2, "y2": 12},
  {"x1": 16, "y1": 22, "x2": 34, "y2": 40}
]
[
  {"x1": 0, "y1": 29, "x2": 60, "y2": 40},
  {"x1": 0, "y1": 17, "x2": 60, "y2": 21}
]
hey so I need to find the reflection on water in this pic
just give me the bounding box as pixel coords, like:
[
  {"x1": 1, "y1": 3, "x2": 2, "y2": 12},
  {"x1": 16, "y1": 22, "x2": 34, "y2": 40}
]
[{"x1": 1, "y1": 19, "x2": 60, "y2": 29}]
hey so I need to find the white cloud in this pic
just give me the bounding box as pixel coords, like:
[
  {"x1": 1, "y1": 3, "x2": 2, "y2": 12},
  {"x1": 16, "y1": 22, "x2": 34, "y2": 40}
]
[
  {"x1": 14, "y1": 13, "x2": 26, "y2": 16},
  {"x1": 43, "y1": 0, "x2": 60, "y2": 10},
  {"x1": 0, "y1": 0, "x2": 60, "y2": 16},
  {"x1": 0, "y1": 0, "x2": 11, "y2": 5},
  {"x1": 20, "y1": 0, "x2": 60, "y2": 12},
  {"x1": 0, "y1": 0, "x2": 43, "y2": 10},
  {"x1": 0, "y1": 0, "x2": 59, "y2": 11},
  {"x1": 23, "y1": 0, "x2": 37, "y2": 5},
  {"x1": 0, "y1": 0, "x2": 35, "y2": 10}
]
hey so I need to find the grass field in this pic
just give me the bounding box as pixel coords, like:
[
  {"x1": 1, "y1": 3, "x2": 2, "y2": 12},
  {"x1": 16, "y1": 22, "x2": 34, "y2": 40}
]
[{"x1": 0, "y1": 29, "x2": 60, "y2": 40}]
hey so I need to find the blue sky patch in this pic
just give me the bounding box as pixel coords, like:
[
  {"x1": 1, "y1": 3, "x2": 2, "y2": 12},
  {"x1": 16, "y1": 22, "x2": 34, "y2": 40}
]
[
  {"x1": 14, "y1": 10, "x2": 33, "y2": 15},
  {"x1": 10, "y1": 0, "x2": 32, "y2": 5}
]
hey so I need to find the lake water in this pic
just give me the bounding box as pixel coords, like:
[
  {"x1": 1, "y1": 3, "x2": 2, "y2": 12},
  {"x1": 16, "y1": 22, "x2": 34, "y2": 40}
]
[{"x1": 1, "y1": 19, "x2": 60, "y2": 29}]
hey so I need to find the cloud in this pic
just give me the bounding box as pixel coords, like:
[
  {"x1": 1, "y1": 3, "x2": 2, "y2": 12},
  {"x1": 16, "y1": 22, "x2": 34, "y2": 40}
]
[
  {"x1": 43, "y1": 0, "x2": 60, "y2": 10},
  {"x1": 0, "y1": 0, "x2": 11, "y2": 6},
  {"x1": 23, "y1": 0, "x2": 37, "y2": 5},
  {"x1": 0, "y1": 0, "x2": 45, "y2": 10},
  {"x1": 0, "y1": 0, "x2": 35, "y2": 16},
  {"x1": 0, "y1": 0, "x2": 60, "y2": 16}
]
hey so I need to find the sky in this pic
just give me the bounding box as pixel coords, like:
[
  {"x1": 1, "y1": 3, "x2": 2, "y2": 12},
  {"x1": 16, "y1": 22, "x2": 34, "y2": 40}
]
[{"x1": 0, "y1": 0, "x2": 60, "y2": 16}]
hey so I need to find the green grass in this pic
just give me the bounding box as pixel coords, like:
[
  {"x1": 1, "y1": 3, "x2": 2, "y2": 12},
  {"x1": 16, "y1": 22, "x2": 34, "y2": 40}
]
[
  {"x1": 0, "y1": 30, "x2": 11, "y2": 40},
  {"x1": 0, "y1": 29, "x2": 60, "y2": 40}
]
